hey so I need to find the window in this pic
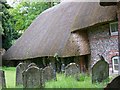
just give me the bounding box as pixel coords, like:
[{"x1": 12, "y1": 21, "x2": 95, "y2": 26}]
[
  {"x1": 110, "y1": 22, "x2": 118, "y2": 36},
  {"x1": 112, "y1": 56, "x2": 119, "y2": 73}
]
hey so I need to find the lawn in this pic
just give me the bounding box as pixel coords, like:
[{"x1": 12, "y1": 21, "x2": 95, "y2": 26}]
[
  {"x1": 1, "y1": 67, "x2": 109, "y2": 88},
  {"x1": 2, "y1": 67, "x2": 16, "y2": 88},
  {"x1": 45, "y1": 74, "x2": 108, "y2": 88}
]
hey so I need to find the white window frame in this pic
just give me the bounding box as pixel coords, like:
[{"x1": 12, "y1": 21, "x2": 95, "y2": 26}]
[
  {"x1": 112, "y1": 56, "x2": 119, "y2": 73},
  {"x1": 110, "y1": 22, "x2": 118, "y2": 36}
]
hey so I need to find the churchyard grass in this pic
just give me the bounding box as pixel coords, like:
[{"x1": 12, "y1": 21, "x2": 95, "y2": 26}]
[
  {"x1": 2, "y1": 67, "x2": 16, "y2": 88},
  {"x1": 2, "y1": 67, "x2": 109, "y2": 88},
  {"x1": 45, "y1": 74, "x2": 108, "y2": 88}
]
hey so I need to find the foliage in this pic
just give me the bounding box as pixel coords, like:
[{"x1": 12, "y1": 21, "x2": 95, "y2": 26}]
[
  {"x1": 1, "y1": 0, "x2": 20, "y2": 50},
  {"x1": 8, "y1": 1, "x2": 58, "y2": 32},
  {"x1": 2, "y1": 67, "x2": 16, "y2": 88}
]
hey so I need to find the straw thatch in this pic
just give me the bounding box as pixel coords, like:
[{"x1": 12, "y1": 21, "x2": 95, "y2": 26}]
[
  {"x1": 62, "y1": 30, "x2": 90, "y2": 57},
  {"x1": 71, "y1": 2, "x2": 117, "y2": 32},
  {"x1": 3, "y1": 2, "x2": 117, "y2": 60}
]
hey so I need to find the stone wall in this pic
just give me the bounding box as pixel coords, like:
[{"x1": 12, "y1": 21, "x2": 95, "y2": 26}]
[{"x1": 87, "y1": 24, "x2": 118, "y2": 73}]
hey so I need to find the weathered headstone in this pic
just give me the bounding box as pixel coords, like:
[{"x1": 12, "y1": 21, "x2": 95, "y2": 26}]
[
  {"x1": 61, "y1": 63, "x2": 65, "y2": 73},
  {"x1": 65, "y1": 63, "x2": 80, "y2": 81},
  {"x1": 43, "y1": 66, "x2": 56, "y2": 84},
  {"x1": 104, "y1": 75, "x2": 120, "y2": 89},
  {"x1": 16, "y1": 63, "x2": 26, "y2": 86},
  {"x1": 27, "y1": 63, "x2": 37, "y2": 68},
  {"x1": 0, "y1": 70, "x2": 6, "y2": 88},
  {"x1": 49, "y1": 62, "x2": 56, "y2": 80},
  {"x1": 22, "y1": 66, "x2": 43, "y2": 88},
  {"x1": 92, "y1": 57, "x2": 109, "y2": 83}
]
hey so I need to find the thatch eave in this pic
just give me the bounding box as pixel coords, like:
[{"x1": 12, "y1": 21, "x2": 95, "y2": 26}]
[{"x1": 71, "y1": 20, "x2": 117, "y2": 33}]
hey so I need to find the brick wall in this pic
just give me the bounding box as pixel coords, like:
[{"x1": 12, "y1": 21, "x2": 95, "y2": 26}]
[{"x1": 87, "y1": 24, "x2": 118, "y2": 69}]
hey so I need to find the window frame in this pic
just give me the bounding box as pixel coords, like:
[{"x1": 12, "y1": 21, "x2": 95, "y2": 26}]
[
  {"x1": 112, "y1": 56, "x2": 119, "y2": 73},
  {"x1": 110, "y1": 21, "x2": 118, "y2": 36}
]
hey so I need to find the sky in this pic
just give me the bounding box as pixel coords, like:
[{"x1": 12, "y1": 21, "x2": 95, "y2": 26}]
[
  {"x1": 7, "y1": 0, "x2": 21, "y2": 7},
  {"x1": 6, "y1": 0, "x2": 60, "y2": 7},
  {"x1": 6, "y1": 0, "x2": 118, "y2": 7}
]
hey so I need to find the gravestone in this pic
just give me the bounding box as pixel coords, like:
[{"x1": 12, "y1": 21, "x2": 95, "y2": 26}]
[
  {"x1": 16, "y1": 63, "x2": 26, "y2": 86},
  {"x1": 0, "y1": 70, "x2": 6, "y2": 88},
  {"x1": 22, "y1": 66, "x2": 43, "y2": 88},
  {"x1": 27, "y1": 63, "x2": 37, "y2": 68},
  {"x1": 104, "y1": 75, "x2": 120, "y2": 89},
  {"x1": 43, "y1": 66, "x2": 56, "y2": 84},
  {"x1": 61, "y1": 63, "x2": 65, "y2": 73},
  {"x1": 65, "y1": 63, "x2": 80, "y2": 81},
  {"x1": 92, "y1": 57, "x2": 109, "y2": 83}
]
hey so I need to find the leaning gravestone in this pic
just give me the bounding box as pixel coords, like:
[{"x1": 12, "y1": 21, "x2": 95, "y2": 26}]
[
  {"x1": 0, "y1": 70, "x2": 6, "y2": 88},
  {"x1": 65, "y1": 63, "x2": 80, "y2": 81},
  {"x1": 104, "y1": 75, "x2": 120, "y2": 89},
  {"x1": 43, "y1": 66, "x2": 56, "y2": 84},
  {"x1": 22, "y1": 66, "x2": 43, "y2": 88},
  {"x1": 27, "y1": 63, "x2": 37, "y2": 68},
  {"x1": 16, "y1": 63, "x2": 26, "y2": 86},
  {"x1": 92, "y1": 57, "x2": 109, "y2": 83}
]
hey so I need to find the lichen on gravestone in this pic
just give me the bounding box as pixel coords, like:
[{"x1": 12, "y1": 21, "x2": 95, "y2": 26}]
[
  {"x1": 42, "y1": 66, "x2": 56, "y2": 85},
  {"x1": 65, "y1": 63, "x2": 80, "y2": 81},
  {"x1": 16, "y1": 63, "x2": 26, "y2": 86},
  {"x1": 22, "y1": 66, "x2": 43, "y2": 88},
  {"x1": 92, "y1": 56, "x2": 109, "y2": 83}
]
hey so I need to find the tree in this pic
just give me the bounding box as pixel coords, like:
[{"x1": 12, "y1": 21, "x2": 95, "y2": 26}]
[
  {"x1": 1, "y1": 0, "x2": 20, "y2": 50},
  {"x1": 9, "y1": 1, "x2": 59, "y2": 33}
]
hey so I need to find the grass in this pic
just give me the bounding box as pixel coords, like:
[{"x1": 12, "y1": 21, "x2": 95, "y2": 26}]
[
  {"x1": 1, "y1": 67, "x2": 109, "y2": 88},
  {"x1": 45, "y1": 74, "x2": 108, "y2": 88},
  {"x1": 2, "y1": 67, "x2": 16, "y2": 88}
]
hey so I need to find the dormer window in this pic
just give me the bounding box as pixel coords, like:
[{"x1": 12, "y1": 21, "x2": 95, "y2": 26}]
[{"x1": 110, "y1": 22, "x2": 118, "y2": 36}]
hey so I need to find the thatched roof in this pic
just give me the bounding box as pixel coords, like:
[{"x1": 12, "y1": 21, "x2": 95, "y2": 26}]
[
  {"x1": 3, "y1": 2, "x2": 117, "y2": 60},
  {"x1": 71, "y1": 2, "x2": 117, "y2": 32}
]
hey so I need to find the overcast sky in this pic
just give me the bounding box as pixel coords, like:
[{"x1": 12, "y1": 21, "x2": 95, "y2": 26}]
[
  {"x1": 7, "y1": 0, "x2": 118, "y2": 7},
  {"x1": 7, "y1": 0, "x2": 20, "y2": 7}
]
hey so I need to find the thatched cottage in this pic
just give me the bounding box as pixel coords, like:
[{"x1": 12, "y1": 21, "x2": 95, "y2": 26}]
[
  {"x1": 3, "y1": 1, "x2": 119, "y2": 74},
  {"x1": 100, "y1": 0, "x2": 120, "y2": 74}
]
